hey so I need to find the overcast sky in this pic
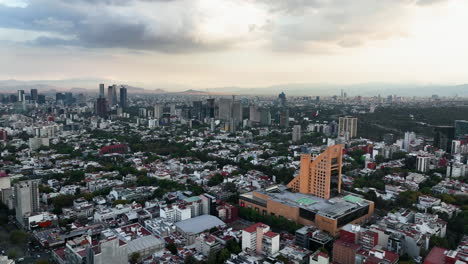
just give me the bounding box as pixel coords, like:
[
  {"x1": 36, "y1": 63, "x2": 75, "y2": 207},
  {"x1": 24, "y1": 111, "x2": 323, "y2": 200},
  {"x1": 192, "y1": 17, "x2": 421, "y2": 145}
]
[{"x1": 0, "y1": 0, "x2": 467, "y2": 89}]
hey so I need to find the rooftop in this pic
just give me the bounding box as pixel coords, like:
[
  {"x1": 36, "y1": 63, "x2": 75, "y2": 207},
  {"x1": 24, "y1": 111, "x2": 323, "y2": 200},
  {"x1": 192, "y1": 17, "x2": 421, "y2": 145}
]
[
  {"x1": 242, "y1": 185, "x2": 371, "y2": 219},
  {"x1": 175, "y1": 215, "x2": 226, "y2": 234}
]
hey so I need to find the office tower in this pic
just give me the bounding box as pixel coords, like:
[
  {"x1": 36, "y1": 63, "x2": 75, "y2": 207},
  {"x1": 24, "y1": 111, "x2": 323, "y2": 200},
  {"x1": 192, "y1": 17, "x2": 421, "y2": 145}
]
[
  {"x1": 107, "y1": 85, "x2": 114, "y2": 106},
  {"x1": 383, "y1": 133, "x2": 395, "y2": 145},
  {"x1": 287, "y1": 144, "x2": 343, "y2": 199},
  {"x1": 403, "y1": 131, "x2": 416, "y2": 151},
  {"x1": 292, "y1": 125, "x2": 302, "y2": 143},
  {"x1": 454, "y1": 120, "x2": 468, "y2": 139},
  {"x1": 99, "y1": 83, "x2": 105, "y2": 98},
  {"x1": 169, "y1": 104, "x2": 176, "y2": 116},
  {"x1": 9, "y1": 94, "x2": 17, "y2": 103},
  {"x1": 119, "y1": 86, "x2": 128, "y2": 109},
  {"x1": 452, "y1": 140, "x2": 461, "y2": 155},
  {"x1": 64, "y1": 92, "x2": 74, "y2": 105},
  {"x1": 14, "y1": 180, "x2": 40, "y2": 225},
  {"x1": 96, "y1": 98, "x2": 108, "y2": 118},
  {"x1": 433, "y1": 126, "x2": 455, "y2": 152},
  {"x1": 191, "y1": 101, "x2": 203, "y2": 120},
  {"x1": 278, "y1": 92, "x2": 287, "y2": 107},
  {"x1": 416, "y1": 155, "x2": 431, "y2": 173},
  {"x1": 249, "y1": 105, "x2": 261, "y2": 123},
  {"x1": 154, "y1": 104, "x2": 164, "y2": 119},
  {"x1": 139, "y1": 108, "x2": 148, "y2": 117},
  {"x1": 17, "y1": 90, "x2": 25, "y2": 102},
  {"x1": 56, "y1": 92, "x2": 65, "y2": 102},
  {"x1": 112, "y1": 84, "x2": 118, "y2": 106},
  {"x1": 37, "y1": 95, "x2": 46, "y2": 104},
  {"x1": 338, "y1": 116, "x2": 358, "y2": 138},
  {"x1": 232, "y1": 100, "x2": 243, "y2": 124},
  {"x1": 30, "y1": 89, "x2": 38, "y2": 102},
  {"x1": 206, "y1": 98, "x2": 215, "y2": 118},
  {"x1": 259, "y1": 108, "x2": 271, "y2": 126},
  {"x1": 218, "y1": 98, "x2": 232, "y2": 120},
  {"x1": 279, "y1": 109, "x2": 289, "y2": 128},
  {"x1": 76, "y1": 93, "x2": 86, "y2": 105}
]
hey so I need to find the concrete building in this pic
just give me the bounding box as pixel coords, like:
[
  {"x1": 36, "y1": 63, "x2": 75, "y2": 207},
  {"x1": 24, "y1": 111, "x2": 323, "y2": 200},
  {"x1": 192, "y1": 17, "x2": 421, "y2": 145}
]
[
  {"x1": 61, "y1": 236, "x2": 128, "y2": 264},
  {"x1": 403, "y1": 131, "x2": 416, "y2": 151},
  {"x1": 279, "y1": 108, "x2": 289, "y2": 128},
  {"x1": 119, "y1": 86, "x2": 127, "y2": 109},
  {"x1": 416, "y1": 155, "x2": 431, "y2": 173},
  {"x1": 433, "y1": 126, "x2": 455, "y2": 152},
  {"x1": 287, "y1": 144, "x2": 343, "y2": 199},
  {"x1": 310, "y1": 250, "x2": 330, "y2": 264},
  {"x1": 99, "y1": 83, "x2": 105, "y2": 98},
  {"x1": 30, "y1": 88, "x2": 38, "y2": 101},
  {"x1": 338, "y1": 116, "x2": 358, "y2": 138},
  {"x1": 295, "y1": 226, "x2": 333, "y2": 252},
  {"x1": 239, "y1": 185, "x2": 374, "y2": 235},
  {"x1": 95, "y1": 98, "x2": 107, "y2": 118},
  {"x1": 241, "y1": 223, "x2": 279, "y2": 256},
  {"x1": 249, "y1": 105, "x2": 261, "y2": 123},
  {"x1": 14, "y1": 180, "x2": 40, "y2": 226},
  {"x1": 0, "y1": 173, "x2": 10, "y2": 190},
  {"x1": 106, "y1": 223, "x2": 164, "y2": 260},
  {"x1": 17, "y1": 90, "x2": 25, "y2": 102},
  {"x1": 154, "y1": 104, "x2": 164, "y2": 119},
  {"x1": 218, "y1": 98, "x2": 232, "y2": 120},
  {"x1": 174, "y1": 215, "x2": 226, "y2": 245},
  {"x1": 454, "y1": 120, "x2": 468, "y2": 139},
  {"x1": 292, "y1": 125, "x2": 302, "y2": 143},
  {"x1": 29, "y1": 137, "x2": 50, "y2": 151},
  {"x1": 195, "y1": 234, "x2": 221, "y2": 257},
  {"x1": 107, "y1": 85, "x2": 114, "y2": 106}
]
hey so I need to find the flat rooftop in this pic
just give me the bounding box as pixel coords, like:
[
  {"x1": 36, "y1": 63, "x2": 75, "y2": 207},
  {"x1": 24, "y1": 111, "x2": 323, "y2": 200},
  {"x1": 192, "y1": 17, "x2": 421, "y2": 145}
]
[
  {"x1": 175, "y1": 215, "x2": 226, "y2": 234},
  {"x1": 241, "y1": 185, "x2": 371, "y2": 219}
]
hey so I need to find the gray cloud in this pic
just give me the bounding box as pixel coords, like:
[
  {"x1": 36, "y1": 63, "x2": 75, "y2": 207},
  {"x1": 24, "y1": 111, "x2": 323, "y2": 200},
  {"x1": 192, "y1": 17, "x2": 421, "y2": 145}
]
[{"x1": 0, "y1": 0, "x2": 453, "y2": 53}]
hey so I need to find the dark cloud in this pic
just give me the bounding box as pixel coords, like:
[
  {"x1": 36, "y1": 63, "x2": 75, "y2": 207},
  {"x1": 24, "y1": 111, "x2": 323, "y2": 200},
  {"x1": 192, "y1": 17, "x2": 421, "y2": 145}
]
[
  {"x1": 0, "y1": 0, "x2": 228, "y2": 52},
  {"x1": 0, "y1": 0, "x2": 454, "y2": 53}
]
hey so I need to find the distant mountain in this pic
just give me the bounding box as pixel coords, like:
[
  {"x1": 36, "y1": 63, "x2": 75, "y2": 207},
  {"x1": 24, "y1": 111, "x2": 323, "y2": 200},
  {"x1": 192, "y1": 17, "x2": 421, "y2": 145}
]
[
  {"x1": 1, "y1": 78, "x2": 467, "y2": 96},
  {"x1": 0, "y1": 79, "x2": 168, "y2": 94},
  {"x1": 206, "y1": 83, "x2": 468, "y2": 97},
  {"x1": 176, "y1": 89, "x2": 210, "y2": 95}
]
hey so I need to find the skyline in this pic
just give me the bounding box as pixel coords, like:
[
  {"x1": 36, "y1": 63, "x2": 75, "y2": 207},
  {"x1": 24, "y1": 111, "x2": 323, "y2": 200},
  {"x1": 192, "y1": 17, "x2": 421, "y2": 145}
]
[{"x1": 0, "y1": 0, "x2": 468, "y2": 89}]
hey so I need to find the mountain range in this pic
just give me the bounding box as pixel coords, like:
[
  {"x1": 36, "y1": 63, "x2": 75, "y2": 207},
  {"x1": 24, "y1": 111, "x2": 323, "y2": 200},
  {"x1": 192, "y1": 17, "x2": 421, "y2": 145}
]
[{"x1": 0, "y1": 79, "x2": 467, "y2": 97}]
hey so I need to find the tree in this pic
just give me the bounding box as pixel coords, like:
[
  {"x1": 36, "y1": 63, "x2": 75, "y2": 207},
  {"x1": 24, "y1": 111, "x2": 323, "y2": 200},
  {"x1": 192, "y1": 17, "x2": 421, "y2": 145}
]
[
  {"x1": 217, "y1": 248, "x2": 231, "y2": 263},
  {"x1": 207, "y1": 174, "x2": 224, "y2": 187},
  {"x1": 166, "y1": 243, "x2": 178, "y2": 255},
  {"x1": 226, "y1": 239, "x2": 241, "y2": 254},
  {"x1": 113, "y1": 200, "x2": 129, "y2": 206},
  {"x1": 374, "y1": 155, "x2": 385, "y2": 164},
  {"x1": 396, "y1": 191, "x2": 420, "y2": 209},
  {"x1": 9, "y1": 230, "x2": 28, "y2": 244},
  {"x1": 184, "y1": 255, "x2": 198, "y2": 264},
  {"x1": 224, "y1": 182, "x2": 237, "y2": 193},
  {"x1": 130, "y1": 252, "x2": 141, "y2": 264},
  {"x1": 430, "y1": 235, "x2": 449, "y2": 249},
  {"x1": 51, "y1": 194, "x2": 76, "y2": 214},
  {"x1": 7, "y1": 250, "x2": 17, "y2": 259}
]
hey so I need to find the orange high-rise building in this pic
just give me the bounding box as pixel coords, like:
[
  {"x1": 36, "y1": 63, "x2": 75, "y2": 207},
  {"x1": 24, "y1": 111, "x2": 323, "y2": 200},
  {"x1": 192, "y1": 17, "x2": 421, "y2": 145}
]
[{"x1": 287, "y1": 144, "x2": 343, "y2": 199}]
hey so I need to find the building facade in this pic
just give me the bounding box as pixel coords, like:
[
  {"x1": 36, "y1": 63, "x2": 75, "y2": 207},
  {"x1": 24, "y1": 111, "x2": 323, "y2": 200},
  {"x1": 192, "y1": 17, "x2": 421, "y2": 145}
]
[
  {"x1": 287, "y1": 144, "x2": 343, "y2": 199},
  {"x1": 14, "y1": 180, "x2": 40, "y2": 226},
  {"x1": 338, "y1": 116, "x2": 358, "y2": 138}
]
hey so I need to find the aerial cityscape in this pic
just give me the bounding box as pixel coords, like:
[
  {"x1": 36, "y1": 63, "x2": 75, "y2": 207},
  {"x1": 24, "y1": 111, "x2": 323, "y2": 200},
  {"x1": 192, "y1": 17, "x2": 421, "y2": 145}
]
[{"x1": 0, "y1": 0, "x2": 468, "y2": 264}]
